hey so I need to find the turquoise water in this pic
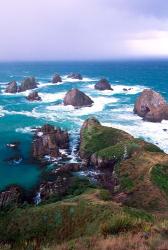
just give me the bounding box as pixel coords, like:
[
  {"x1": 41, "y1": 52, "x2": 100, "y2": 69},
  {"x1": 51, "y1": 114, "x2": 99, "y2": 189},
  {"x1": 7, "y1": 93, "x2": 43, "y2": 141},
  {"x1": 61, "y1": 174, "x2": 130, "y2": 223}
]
[{"x1": 0, "y1": 60, "x2": 168, "y2": 191}]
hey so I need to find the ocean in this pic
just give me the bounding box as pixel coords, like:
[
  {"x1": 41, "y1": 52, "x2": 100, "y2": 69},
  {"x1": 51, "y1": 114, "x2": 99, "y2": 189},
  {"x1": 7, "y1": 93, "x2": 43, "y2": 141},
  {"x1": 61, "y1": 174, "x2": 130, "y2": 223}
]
[{"x1": 0, "y1": 60, "x2": 168, "y2": 191}]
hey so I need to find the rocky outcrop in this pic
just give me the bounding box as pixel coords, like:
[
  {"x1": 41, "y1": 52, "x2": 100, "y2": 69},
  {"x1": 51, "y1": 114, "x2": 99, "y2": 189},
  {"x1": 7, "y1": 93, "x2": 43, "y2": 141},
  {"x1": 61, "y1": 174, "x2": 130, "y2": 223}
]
[
  {"x1": 67, "y1": 73, "x2": 83, "y2": 80},
  {"x1": 52, "y1": 74, "x2": 62, "y2": 83},
  {"x1": 18, "y1": 77, "x2": 38, "y2": 92},
  {"x1": 26, "y1": 91, "x2": 42, "y2": 101},
  {"x1": 38, "y1": 175, "x2": 70, "y2": 201},
  {"x1": 64, "y1": 89, "x2": 94, "y2": 107},
  {"x1": 134, "y1": 89, "x2": 168, "y2": 122},
  {"x1": 0, "y1": 186, "x2": 21, "y2": 209},
  {"x1": 5, "y1": 81, "x2": 18, "y2": 93},
  {"x1": 94, "y1": 79, "x2": 112, "y2": 91},
  {"x1": 32, "y1": 124, "x2": 69, "y2": 162}
]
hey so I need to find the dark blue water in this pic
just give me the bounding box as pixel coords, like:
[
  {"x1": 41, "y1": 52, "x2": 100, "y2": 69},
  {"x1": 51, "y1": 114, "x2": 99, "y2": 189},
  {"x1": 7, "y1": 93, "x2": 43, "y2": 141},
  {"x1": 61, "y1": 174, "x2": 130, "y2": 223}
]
[{"x1": 0, "y1": 60, "x2": 168, "y2": 190}]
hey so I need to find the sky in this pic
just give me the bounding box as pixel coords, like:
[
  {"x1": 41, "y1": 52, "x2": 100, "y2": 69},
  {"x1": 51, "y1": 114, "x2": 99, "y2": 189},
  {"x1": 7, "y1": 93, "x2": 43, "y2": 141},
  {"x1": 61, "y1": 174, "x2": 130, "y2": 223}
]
[{"x1": 0, "y1": 0, "x2": 168, "y2": 61}]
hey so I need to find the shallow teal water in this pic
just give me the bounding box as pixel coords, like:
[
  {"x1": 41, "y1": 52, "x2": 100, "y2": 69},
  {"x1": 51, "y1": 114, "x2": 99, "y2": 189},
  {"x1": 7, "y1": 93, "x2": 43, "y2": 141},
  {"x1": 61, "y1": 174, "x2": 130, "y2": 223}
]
[{"x1": 0, "y1": 60, "x2": 168, "y2": 191}]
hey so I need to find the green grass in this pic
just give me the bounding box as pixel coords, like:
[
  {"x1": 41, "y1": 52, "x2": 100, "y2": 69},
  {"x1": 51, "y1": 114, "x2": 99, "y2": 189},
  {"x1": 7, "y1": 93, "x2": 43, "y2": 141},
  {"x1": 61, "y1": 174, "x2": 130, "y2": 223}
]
[
  {"x1": 99, "y1": 189, "x2": 111, "y2": 201},
  {"x1": 144, "y1": 143, "x2": 164, "y2": 153},
  {"x1": 80, "y1": 120, "x2": 132, "y2": 158},
  {"x1": 151, "y1": 164, "x2": 168, "y2": 195},
  {"x1": 120, "y1": 176, "x2": 134, "y2": 191}
]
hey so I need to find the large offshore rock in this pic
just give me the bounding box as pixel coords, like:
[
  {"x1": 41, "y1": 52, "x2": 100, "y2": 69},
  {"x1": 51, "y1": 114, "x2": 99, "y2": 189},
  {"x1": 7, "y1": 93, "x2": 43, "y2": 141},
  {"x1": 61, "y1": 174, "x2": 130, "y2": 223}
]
[
  {"x1": 94, "y1": 79, "x2": 112, "y2": 90},
  {"x1": 18, "y1": 77, "x2": 38, "y2": 92},
  {"x1": 5, "y1": 81, "x2": 18, "y2": 93},
  {"x1": 134, "y1": 89, "x2": 168, "y2": 122},
  {"x1": 64, "y1": 89, "x2": 93, "y2": 107}
]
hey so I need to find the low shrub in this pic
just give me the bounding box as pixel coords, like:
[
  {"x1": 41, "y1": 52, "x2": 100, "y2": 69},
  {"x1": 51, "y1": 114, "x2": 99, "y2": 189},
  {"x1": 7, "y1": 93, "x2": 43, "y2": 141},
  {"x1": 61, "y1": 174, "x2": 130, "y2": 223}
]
[{"x1": 99, "y1": 189, "x2": 111, "y2": 201}]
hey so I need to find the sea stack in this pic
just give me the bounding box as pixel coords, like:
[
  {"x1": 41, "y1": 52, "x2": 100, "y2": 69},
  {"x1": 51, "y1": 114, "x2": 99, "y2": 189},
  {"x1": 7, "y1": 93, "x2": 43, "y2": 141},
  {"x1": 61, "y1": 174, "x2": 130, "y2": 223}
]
[
  {"x1": 52, "y1": 74, "x2": 62, "y2": 83},
  {"x1": 134, "y1": 89, "x2": 168, "y2": 122},
  {"x1": 94, "y1": 79, "x2": 112, "y2": 90},
  {"x1": 32, "y1": 124, "x2": 69, "y2": 161},
  {"x1": 18, "y1": 77, "x2": 38, "y2": 92},
  {"x1": 26, "y1": 91, "x2": 42, "y2": 101},
  {"x1": 63, "y1": 89, "x2": 94, "y2": 107},
  {"x1": 5, "y1": 81, "x2": 18, "y2": 93},
  {"x1": 67, "y1": 73, "x2": 83, "y2": 80}
]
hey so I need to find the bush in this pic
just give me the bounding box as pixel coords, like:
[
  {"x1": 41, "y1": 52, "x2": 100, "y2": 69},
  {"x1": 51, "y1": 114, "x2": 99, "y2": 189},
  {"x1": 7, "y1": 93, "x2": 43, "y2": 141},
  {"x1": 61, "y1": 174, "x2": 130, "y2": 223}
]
[
  {"x1": 99, "y1": 189, "x2": 111, "y2": 201},
  {"x1": 151, "y1": 164, "x2": 168, "y2": 195},
  {"x1": 100, "y1": 213, "x2": 142, "y2": 237}
]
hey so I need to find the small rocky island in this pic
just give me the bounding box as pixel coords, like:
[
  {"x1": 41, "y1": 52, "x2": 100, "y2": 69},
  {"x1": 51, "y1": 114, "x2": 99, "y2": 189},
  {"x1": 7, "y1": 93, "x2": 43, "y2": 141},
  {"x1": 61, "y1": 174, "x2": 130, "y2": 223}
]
[
  {"x1": 26, "y1": 91, "x2": 42, "y2": 101},
  {"x1": 63, "y1": 88, "x2": 94, "y2": 107},
  {"x1": 52, "y1": 74, "x2": 62, "y2": 83},
  {"x1": 134, "y1": 89, "x2": 168, "y2": 122},
  {"x1": 67, "y1": 73, "x2": 83, "y2": 80},
  {"x1": 94, "y1": 78, "x2": 113, "y2": 90},
  {"x1": 5, "y1": 77, "x2": 38, "y2": 93}
]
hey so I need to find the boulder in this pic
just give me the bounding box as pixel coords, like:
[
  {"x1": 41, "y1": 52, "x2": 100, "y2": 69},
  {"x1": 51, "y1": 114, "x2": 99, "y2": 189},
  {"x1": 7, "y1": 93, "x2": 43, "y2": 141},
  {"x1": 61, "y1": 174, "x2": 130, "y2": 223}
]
[
  {"x1": 52, "y1": 74, "x2": 62, "y2": 83},
  {"x1": 64, "y1": 89, "x2": 94, "y2": 107},
  {"x1": 67, "y1": 73, "x2": 83, "y2": 80},
  {"x1": 94, "y1": 79, "x2": 112, "y2": 90},
  {"x1": 18, "y1": 77, "x2": 38, "y2": 92},
  {"x1": 5, "y1": 81, "x2": 18, "y2": 93},
  {"x1": 0, "y1": 186, "x2": 21, "y2": 209},
  {"x1": 134, "y1": 89, "x2": 168, "y2": 122},
  {"x1": 26, "y1": 91, "x2": 42, "y2": 101},
  {"x1": 32, "y1": 124, "x2": 69, "y2": 161}
]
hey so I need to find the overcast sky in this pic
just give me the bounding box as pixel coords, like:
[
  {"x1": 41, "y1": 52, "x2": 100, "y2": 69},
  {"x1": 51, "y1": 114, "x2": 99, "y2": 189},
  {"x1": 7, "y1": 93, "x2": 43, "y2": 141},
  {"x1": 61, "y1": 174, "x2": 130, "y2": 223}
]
[{"x1": 0, "y1": 0, "x2": 168, "y2": 61}]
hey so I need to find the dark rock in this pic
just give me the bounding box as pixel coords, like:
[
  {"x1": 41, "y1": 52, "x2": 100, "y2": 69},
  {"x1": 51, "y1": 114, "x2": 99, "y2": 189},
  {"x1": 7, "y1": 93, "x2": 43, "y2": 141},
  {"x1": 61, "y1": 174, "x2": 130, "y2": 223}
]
[
  {"x1": 38, "y1": 175, "x2": 70, "y2": 201},
  {"x1": 0, "y1": 186, "x2": 21, "y2": 209},
  {"x1": 94, "y1": 79, "x2": 112, "y2": 91},
  {"x1": 64, "y1": 89, "x2": 94, "y2": 107},
  {"x1": 134, "y1": 89, "x2": 168, "y2": 122},
  {"x1": 5, "y1": 81, "x2": 18, "y2": 93},
  {"x1": 123, "y1": 88, "x2": 128, "y2": 91},
  {"x1": 26, "y1": 91, "x2": 42, "y2": 101},
  {"x1": 54, "y1": 163, "x2": 82, "y2": 174},
  {"x1": 32, "y1": 124, "x2": 69, "y2": 162},
  {"x1": 67, "y1": 73, "x2": 83, "y2": 80},
  {"x1": 18, "y1": 77, "x2": 38, "y2": 92},
  {"x1": 52, "y1": 74, "x2": 62, "y2": 83},
  {"x1": 163, "y1": 129, "x2": 167, "y2": 132}
]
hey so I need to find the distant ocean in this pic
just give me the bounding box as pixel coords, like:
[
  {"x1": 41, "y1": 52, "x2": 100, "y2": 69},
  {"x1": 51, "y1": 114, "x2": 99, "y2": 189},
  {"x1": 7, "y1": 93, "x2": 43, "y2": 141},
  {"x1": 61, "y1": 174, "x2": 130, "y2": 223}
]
[{"x1": 0, "y1": 60, "x2": 168, "y2": 191}]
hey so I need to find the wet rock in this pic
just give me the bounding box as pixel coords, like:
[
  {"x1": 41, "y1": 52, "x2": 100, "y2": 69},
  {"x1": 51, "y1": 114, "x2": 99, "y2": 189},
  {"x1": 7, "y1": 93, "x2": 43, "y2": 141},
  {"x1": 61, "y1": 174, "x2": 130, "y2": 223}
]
[
  {"x1": 94, "y1": 79, "x2": 112, "y2": 91},
  {"x1": 67, "y1": 73, "x2": 83, "y2": 80},
  {"x1": 5, "y1": 81, "x2": 18, "y2": 93},
  {"x1": 64, "y1": 89, "x2": 94, "y2": 107},
  {"x1": 52, "y1": 74, "x2": 62, "y2": 83},
  {"x1": 0, "y1": 186, "x2": 21, "y2": 209},
  {"x1": 32, "y1": 124, "x2": 69, "y2": 162},
  {"x1": 18, "y1": 77, "x2": 38, "y2": 92},
  {"x1": 26, "y1": 91, "x2": 42, "y2": 101},
  {"x1": 134, "y1": 89, "x2": 168, "y2": 122}
]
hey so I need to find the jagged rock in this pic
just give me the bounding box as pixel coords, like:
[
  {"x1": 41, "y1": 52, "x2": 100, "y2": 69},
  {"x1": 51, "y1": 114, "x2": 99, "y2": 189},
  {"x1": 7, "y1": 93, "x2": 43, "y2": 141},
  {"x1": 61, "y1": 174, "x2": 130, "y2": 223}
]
[
  {"x1": 0, "y1": 186, "x2": 21, "y2": 209},
  {"x1": 67, "y1": 73, "x2": 83, "y2": 80},
  {"x1": 18, "y1": 77, "x2": 38, "y2": 92},
  {"x1": 38, "y1": 175, "x2": 70, "y2": 201},
  {"x1": 5, "y1": 81, "x2": 18, "y2": 93},
  {"x1": 26, "y1": 91, "x2": 42, "y2": 101},
  {"x1": 52, "y1": 74, "x2": 62, "y2": 83},
  {"x1": 54, "y1": 163, "x2": 82, "y2": 174},
  {"x1": 64, "y1": 89, "x2": 93, "y2": 107},
  {"x1": 32, "y1": 124, "x2": 69, "y2": 161},
  {"x1": 94, "y1": 79, "x2": 112, "y2": 91},
  {"x1": 134, "y1": 89, "x2": 168, "y2": 122}
]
